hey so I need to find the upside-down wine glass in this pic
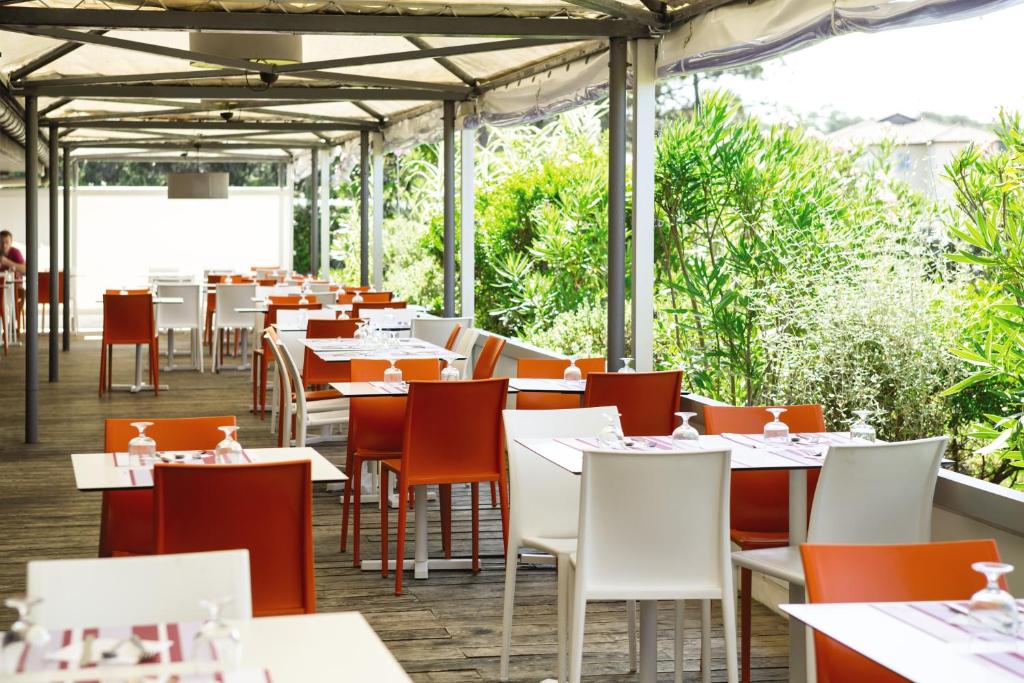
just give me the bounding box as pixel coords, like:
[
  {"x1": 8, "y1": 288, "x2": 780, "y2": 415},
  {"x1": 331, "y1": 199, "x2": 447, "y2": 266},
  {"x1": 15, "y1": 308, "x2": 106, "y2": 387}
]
[
  {"x1": 215, "y1": 426, "x2": 242, "y2": 464},
  {"x1": 617, "y1": 357, "x2": 635, "y2": 373},
  {"x1": 441, "y1": 360, "x2": 461, "y2": 382},
  {"x1": 563, "y1": 356, "x2": 582, "y2": 382},
  {"x1": 193, "y1": 597, "x2": 242, "y2": 668},
  {"x1": 599, "y1": 414, "x2": 624, "y2": 447},
  {"x1": 383, "y1": 357, "x2": 403, "y2": 384},
  {"x1": 968, "y1": 562, "x2": 1019, "y2": 638},
  {"x1": 128, "y1": 421, "x2": 156, "y2": 465},
  {"x1": 352, "y1": 291, "x2": 365, "y2": 305},
  {"x1": 763, "y1": 408, "x2": 789, "y2": 444},
  {"x1": 2, "y1": 597, "x2": 50, "y2": 675},
  {"x1": 672, "y1": 412, "x2": 700, "y2": 445},
  {"x1": 850, "y1": 410, "x2": 876, "y2": 442}
]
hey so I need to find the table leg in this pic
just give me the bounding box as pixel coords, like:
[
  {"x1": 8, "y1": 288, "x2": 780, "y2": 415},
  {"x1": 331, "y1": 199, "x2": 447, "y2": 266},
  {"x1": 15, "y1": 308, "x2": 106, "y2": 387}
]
[
  {"x1": 788, "y1": 469, "x2": 808, "y2": 683},
  {"x1": 639, "y1": 600, "x2": 658, "y2": 683},
  {"x1": 166, "y1": 329, "x2": 176, "y2": 370}
]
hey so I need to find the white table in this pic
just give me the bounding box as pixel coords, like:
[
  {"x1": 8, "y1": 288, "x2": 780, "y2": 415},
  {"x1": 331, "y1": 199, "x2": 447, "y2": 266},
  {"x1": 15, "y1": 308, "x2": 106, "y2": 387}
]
[
  {"x1": 306, "y1": 337, "x2": 465, "y2": 365},
  {"x1": 782, "y1": 602, "x2": 1024, "y2": 682},
  {"x1": 508, "y1": 377, "x2": 694, "y2": 397},
  {"x1": 71, "y1": 446, "x2": 346, "y2": 491},
  {"x1": 331, "y1": 381, "x2": 520, "y2": 398},
  {"x1": 5, "y1": 611, "x2": 411, "y2": 683},
  {"x1": 518, "y1": 433, "x2": 832, "y2": 683}
]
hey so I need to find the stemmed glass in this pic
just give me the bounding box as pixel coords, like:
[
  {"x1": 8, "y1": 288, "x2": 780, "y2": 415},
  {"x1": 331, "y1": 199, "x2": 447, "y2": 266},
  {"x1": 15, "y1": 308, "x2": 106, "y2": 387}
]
[
  {"x1": 128, "y1": 421, "x2": 156, "y2": 465},
  {"x1": 763, "y1": 408, "x2": 789, "y2": 443},
  {"x1": 617, "y1": 357, "x2": 635, "y2": 373},
  {"x1": 441, "y1": 360, "x2": 461, "y2": 381},
  {"x1": 2, "y1": 597, "x2": 49, "y2": 674},
  {"x1": 672, "y1": 412, "x2": 700, "y2": 445},
  {"x1": 968, "y1": 562, "x2": 1019, "y2": 638},
  {"x1": 850, "y1": 410, "x2": 876, "y2": 442},
  {"x1": 193, "y1": 598, "x2": 241, "y2": 668},
  {"x1": 354, "y1": 321, "x2": 369, "y2": 347},
  {"x1": 598, "y1": 414, "x2": 625, "y2": 447},
  {"x1": 215, "y1": 426, "x2": 242, "y2": 464},
  {"x1": 352, "y1": 291, "x2": 365, "y2": 304},
  {"x1": 383, "y1": 357, "x2": 403, "y2": 384},
  {"x1": 563, "y1": 356, "x2": 582, "y2": 382}
]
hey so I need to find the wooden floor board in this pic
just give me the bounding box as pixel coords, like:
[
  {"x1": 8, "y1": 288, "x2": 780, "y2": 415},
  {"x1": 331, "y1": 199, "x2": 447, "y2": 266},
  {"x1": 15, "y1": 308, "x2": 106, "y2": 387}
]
[{"x1": 0, "y1": 337, "x2": 790, "y2": 681}]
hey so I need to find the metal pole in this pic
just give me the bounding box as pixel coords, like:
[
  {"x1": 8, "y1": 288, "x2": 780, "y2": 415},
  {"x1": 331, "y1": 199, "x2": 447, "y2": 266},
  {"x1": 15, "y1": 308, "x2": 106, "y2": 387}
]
[
  {"x1": 371, "y1": 132, "x2": 384, "y2": 290},
  {"x1": 607, "y1": 38, "x2": 627, "y2": 371},
  {"x1": 460, "y1": 127, "x2": 475, "y2": 321},
  {"x1": 359, "y1": 130, "x2": 370, "y2": 286},
  {"x1": 62, "y1": 146, "x2": 71, "y2": 351},
  {"x1": 48, "y1": 124, "x2": 58, "y2": 381},
  {"x1": 309, "y1": 148, "x2": 318, "y2": 275},
  {"x1": 442, "y1": 100, "x2": 456, "y2": 317},
  {"x1": 24, "y1": 95, "x2": 39, "y2": 443},
  {"x1": 631, "y1": 39, "x2": 656, "y2": 372}
]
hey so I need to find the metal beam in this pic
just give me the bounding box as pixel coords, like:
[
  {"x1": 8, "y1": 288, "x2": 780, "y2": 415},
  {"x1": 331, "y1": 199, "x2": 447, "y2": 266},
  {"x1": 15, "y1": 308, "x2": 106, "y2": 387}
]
[
  {"x1": 442, "y1": 101, "x2": 456, "y2": 317},
  {"x1": 359, "y1": 130, "x2": 370, "y2": 286},
  {"x1": 607, "y1": 37, "x2": 627, "y2": 372},
  {"x1": 309, "y1": 148, "x2": 318, "y2": 276},
  {"x1": 0, "y1": 8, "x2": 647, "y2": 38},
  {"x1": 244, "y1": 109, "x2": 374, "y2": 127},
  {"x1": 48, "y1": 124, "x2": 59, "y2": 381},
  {"x1": 406, "y1": 37, "x2": 476, "y2": 88},
  {"x1": 479, "y1": 40, "x2": 605, "y2": 92},
  {"x1": 14, "y1": 85, "x2": 465, "y2": 101},
  {"x1": 561, "y1": 0, "x2": 663, "y2": 24},
  {"x1": 24, "y1": 95, "x2": 39, "y2": 443},
  {"x1": 69, "y1": 140, "x2": 319, "y2": 150},
  {"x1": 62, "y1": 146, "x2": 70, "y2": 352},
  {"x1": 9, "y1": 30, "x2": 106, "y2": 82},
  {"x1": 38, "y1": 97, "x2": 72, "y2": 117},
  {"x1": 25, "y1": 68, "x2": 245, "y2": 88},
  {"x1": 64, "y1": 120, "x2": 375, "y2": 132},
  {"x1": 638, "y1": 0, "x2": 666, "y2": 12},
  {"x1": 49, "y1": 102, "x2": 354, "y2": 124},
  {"x1": 353, "y1": 102, "x2": 385, "y2": 123},
  {"x1": 72, "y1": 154, "x2": 288, "y2": 163}
]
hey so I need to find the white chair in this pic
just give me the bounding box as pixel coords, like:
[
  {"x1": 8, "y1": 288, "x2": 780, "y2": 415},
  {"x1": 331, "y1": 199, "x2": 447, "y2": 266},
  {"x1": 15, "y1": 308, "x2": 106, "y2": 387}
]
[
  {"x1": 312, "y1": 291, "x2": 336, "y2": 306},
  {"x1": 267, "y1": 328, "x2": 347, "y2": 447},
  {"x1": 275, "y1": 308, "x2": 334, "y2": 331},
  {"x1": 27, "y1": 550, "x2": 252, "y2": 629},
  {"x1": 568, "y1": 447, "x2": 738, "y2": 683},
  {"x1": 411, "y1": 316, "x2": 472, "y2": 348},
  {"x1": 308, "y1": 282, "x2": 333, "y2": 293},
  {"x1": 156, "y1": 283, "x2": 203, "y2": 372},
  {"x1": 212, "y1": 283, "x2": 257, "y2": 372},
  {"x1": 731, "y1": 437, "x2": 947, "y2": 677},
  {"x1": 500, "y1": 407, "x2": 626, "y2": 683},
  {"x1": 451, "y1": 326, "x2": 481, "y2": 377}
]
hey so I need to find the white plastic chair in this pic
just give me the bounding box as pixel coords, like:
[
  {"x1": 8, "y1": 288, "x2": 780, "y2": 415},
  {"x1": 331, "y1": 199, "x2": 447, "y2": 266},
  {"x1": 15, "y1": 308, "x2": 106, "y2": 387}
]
[
  {"x1": 212, "y1": 283, "x2": 257, "y2": 372},
  {"x1": 451, "y1": 327, "x2": 481, "y2": 378},
  {"x1": 27, "y1": 550, "x2": 252, "y2": 629},
  {"x1": 267, "y1": 328, "x2": 347, "y2": 447},
  {"x1": 156, "y1": 283, "x2": 203, "y2": 372},
  {"x1": 411, "y1": 317, "x2": 472, "y2": 348},
  {"x1": 312, "y1": 291, "x2": 336, "y2": 306},
  {"x1": 567, "y1": 447, "x2": 737, "y2": 683},
  {"x1": 500, "y1": 407, "x2": 626, "y2": 683},
  {"x1": 731, "y1": 436, "x2": 947, "y2": 677},
  {"x1": 308, "y1": 282, "x2": 333, "y2": 293}
]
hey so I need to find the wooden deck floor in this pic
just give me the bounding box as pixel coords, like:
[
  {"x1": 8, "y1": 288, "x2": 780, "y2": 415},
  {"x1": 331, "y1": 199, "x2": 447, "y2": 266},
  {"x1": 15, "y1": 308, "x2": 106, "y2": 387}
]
[{"x1": 0, "y1": 337, "x2": 789, "y2": 682}]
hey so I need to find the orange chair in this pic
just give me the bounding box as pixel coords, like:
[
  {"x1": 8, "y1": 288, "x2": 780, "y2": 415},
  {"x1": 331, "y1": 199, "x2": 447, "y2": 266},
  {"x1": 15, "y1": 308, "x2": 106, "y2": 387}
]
[
  {"x1": 473, "y1": 335, "x2": 507, "y2": 380},
  {"x1": 381, "y1": 378, "x2": 510, "y2": 595},
  {"x1": 341, "y1": 358, "x2": 442, "y2": 564},
  {"x1": 704, "y1": 403, "x2": 825, "y2": 683},
  {"x1": 38, "y1": 271, "x2": 64, "y2": 333},
  {"x1": 516, "y1": 357, "x2": 605, "y2": 410},
  {"x1": 269, "y1": 295, "x2": 304, "y2": 305},
  {"x1": 351, "y1": 300, "x2": 406, "y2": 318},
  {"x1": 100, "y1": 416, "x2": 236, "y2": 557},
  {"x1": 582, "y1": 370, "x2": 682, "y2": 436},
  {"x1": 204, "y1": 289, "x2": 217, "y2": 350},
  {"x1": 253, "y1": 302, "x2": 322, "y2": 417},
  {"x1": 306, "y1": 317, "x2": 361, "y2": 339},
  {"x1": 444, "y1": 324, "x2": 462, "y2": 350},
  {"x1": 99, "y1": 293, "x2": 159, "y2": 396},
  {"x1": 154, "y1": 460, "x2": 315, "y2": 616},
  {"x1": 301, "y1": 317, "x2": 363, "y2": 390},
  {"x1": 359, "y1": 291, "x2": 393, "y2": 303},
  {"x1": 258, "y1": 278, "x2": 278, "y2": 286},
  {"x1": 802, "y1": 540, "x2": 1000, "y2": 683}
]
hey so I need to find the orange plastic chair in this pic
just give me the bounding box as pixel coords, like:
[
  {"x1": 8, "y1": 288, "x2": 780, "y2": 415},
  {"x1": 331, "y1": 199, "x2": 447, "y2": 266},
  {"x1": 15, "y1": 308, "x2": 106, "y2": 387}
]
[
  {"x1": 104, "y1": 289, "x2": 150, "y2": 295},
  {"x1": 306, "y1": 317, "x2": 361, "y2": 339},
  {"x1": 301, "y1": 318, "x2": 363, "y2": 389},
  {"x1": 99, "y1": 416, "x2": 236, "y2": 557},
  {"x1": 358, "y1": 291, "x2": 393, "y2": 303},
  {"x1": 269, "y1": 295, "x2": 304, "y2": 305},
  {"x1": 351, "y1": 300, "x2": 406, "y2": 318},
  {"x1": 802, "y1": 540, "x2": 1001, "y2": 683},
  {"x1": 444, "y1": 324, "x2": 462, "y2": 350},
  {"x1": 582, "y1": 370, "x2": 682, "y2": 436},
  {"x1": 704, "y1": 403, "x2": 825, "y2": 683},
  {"x1": 38, "y1": 272, "x2": 65, "y2": 332},
  {"x1": 516, "y1": 357, "x2": 605, "y2": 410},
  {"x1": 154, "y1": 460, "x2": 315, "y2": 617},
  {"x1": 473, "y1": 335, "x2": 507, "y2": 380},
  {"x1": 99, "y1": 293, "x2": 159, "y2": 396},
  {"x1": 341, "y1": 358, "x2": 442, "y2": 564},
  {"x1": 258, "y1": 278, "x2": 278, "y2": 286},
  {"x1": 380, "y1": 378, "x2": 510, "y2": 595}
]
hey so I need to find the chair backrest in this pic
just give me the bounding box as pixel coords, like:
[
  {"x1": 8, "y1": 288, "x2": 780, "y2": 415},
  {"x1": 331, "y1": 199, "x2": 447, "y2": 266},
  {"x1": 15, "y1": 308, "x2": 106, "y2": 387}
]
[
  {"x1": 352, "y1": 300, "x2": 406, "y2": 318},
  {"x1": 102, "y1": 293, "x2": 155, "y2": 344},
  {"x1": 502, "y1": 407, "x2": 620, "y2": 541},
  {"x1": 704, "y1": 404, "x2": 826, "y2": 533},
  {"x1": 155, "y1": 283, "x2": 202, "y2": 329},
  {"x1": 516, "y1": 357, "x2": 606, "y2": 410},
  {"x1": 802, "y1": 540, "x2": 1000, "y2": 683},
  {"x1": 582, "y1": 371, "x2": 682, "y2": 436},
  {"x1": 27, "y1": 551, "x2": 252, "y2": 629},
  {"x1": 452, "y1": 327, "x2": 481, "y2": 376},
  {"x1": 308, "y1": 282, "x2": 333, "y2": 293},
  {"x1": 38, "y1": 271, "x2": 65, "y2": 305},
  {"x1": 105, "y1": 416, "x2": 236, "y2": 451},
  {"x1": 807, "y1": 437, "x2": 947, "y2": 544},
  {"x1": 576, "y1": 448, "x2": 732, "y2": 599},
  {"x1": 306, "y1": 317, "x2": 362, "y2": 339},
  {"x1": 349, "y1": 359, "x2": 441, "y2": 455},
  {"x1": 401, "y1": 379, "x2": 509, "y2": 483},
  {"x1": 473, "y1": 335, "x2": 507, "y2": 379},
  {"x1": 312, "y1": 291, "x2": 336, "y2": 306},
  {"x1": 154, "y1": 461, "x2": 315, "y2": 616},
  {"x1": 411, "y1": 317, "x2": 472, "y2": 349},
  {"x1": 269, "y1": 295, "x2": 302, "y2": 304},
  {"x1": 274, "y1": 333, "x2": 313, "y2": 435},
  {"x1": 104, "y1": 288, "x2": 150, "y2": 295},
  {"x1": 270, "y1": 304, "x2": 324, "y2": 330},
  {"x1": 214, "y1": 283, "x2": 257, "y2": 328},
  {"x1": 359, "y1": 291, "x2": 393, "y2": 303},
  {"x1": 265, "y1": 328, "x2": 295, "y2": 446}
]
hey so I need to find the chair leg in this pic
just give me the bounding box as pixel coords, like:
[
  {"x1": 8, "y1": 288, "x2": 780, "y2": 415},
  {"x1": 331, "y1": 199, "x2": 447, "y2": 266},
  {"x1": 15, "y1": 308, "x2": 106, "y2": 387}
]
[
  {"x1": 674, "y1": 600, "x2": 686, "y2": 683},
  {"x1": 259, "y1": 358, "x2": 269, "y2": 418},
  {"x1": 352, "y1": 458, "x2": 364, "y2": 566},
  {"x1": 440, "y1": 484, "x2": 452, "y2": 559},
  {"x1": 498, "y1": 477, "x2": 510, "y2": 553},
  {"x1": 556, "y1": 552, "x2": 570, "y2": 683},
  {"x1": 722, "y1": 586, "x2": 739, "y2": 683},
  {"x1": 341, "y1": 450, "x2": 355, "y2": 553},
  {"x1": 471, "y1": 482, "x2": 480, "y2": 573},
  {"x1": 499, "y1": 538, "x2": 521, "y2": 682},
  {"x1": 107, "y1": 345, "x2": 113, "y2": 391},
  {"x1": 627, "y1": 600, "x2": 637, "y2": 672},
  {"x1": 380, "y1": 468, "x2": 390, "y2": 578},
  {"x1": 490, "y1": 480, "x2": 497, "y2": 508},
  {"x1": 98, "y1": 343, "x2": 106, "y2": 396},
  {"x1": 568, "y1": 584, "x2": 586, "y2": 683},
  {"x1": 741, "y1": 568, "x2": 752, "y2": 683},
  {"x1": 395, "y1": 480, "x2": 408, "y2": 595},
  {"x1": 150, "y1": 340, "x2": 159, "y2": 395},
  {"x1": 701, "y1": 599, "x2": 712, "y2": 683}
]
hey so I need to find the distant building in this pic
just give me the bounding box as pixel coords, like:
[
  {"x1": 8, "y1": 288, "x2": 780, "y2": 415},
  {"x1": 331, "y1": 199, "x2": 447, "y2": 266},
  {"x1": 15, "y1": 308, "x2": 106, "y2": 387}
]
[{"x1": 828, "y1": 114, "x2": 999, "y2": 201}]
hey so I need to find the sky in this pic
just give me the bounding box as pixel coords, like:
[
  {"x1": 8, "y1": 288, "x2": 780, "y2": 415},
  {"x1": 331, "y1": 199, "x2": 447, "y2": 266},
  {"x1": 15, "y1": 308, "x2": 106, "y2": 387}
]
[{"x1": 711, "y1": 1, "x2": 1024, "y2": 127}]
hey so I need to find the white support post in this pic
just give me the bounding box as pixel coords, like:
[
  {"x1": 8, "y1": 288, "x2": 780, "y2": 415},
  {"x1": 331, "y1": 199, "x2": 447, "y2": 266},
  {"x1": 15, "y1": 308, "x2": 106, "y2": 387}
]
[
  {"x1": 460, "y1": 127, "x2": 475, "y2": 321},
  {"x1": 319, "y1": 151, "x2": 330, "y2": 279},
  {"x1": 372, "y1": 132, "x2": 385, "y2": 290},
  {"x1": 71, "y1": 160, "x2": 80, "y2": 334},
  {"x1": 278, "y1": 162, "x2": 293, "y2": 272},
  {"x1": 631, "y1": 38, "x2": 657, "y2": 372}
]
